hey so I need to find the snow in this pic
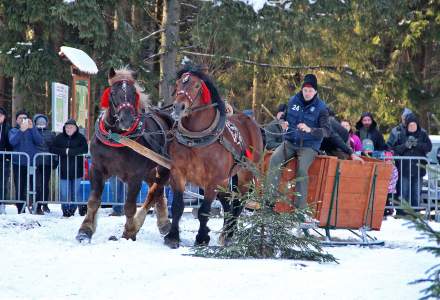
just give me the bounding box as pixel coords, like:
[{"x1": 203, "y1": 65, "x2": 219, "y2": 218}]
[
  {"x1": 59, "y1": 46, "x2": 98, "y2": 75},
  {"x1": 0, "y1": 205, "x2": 438, "y2": 300}
]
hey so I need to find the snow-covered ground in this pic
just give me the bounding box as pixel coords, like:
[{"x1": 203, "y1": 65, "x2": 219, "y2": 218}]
[{"x1": 0, "y1": 205, "x2": 438, "y2": 300}]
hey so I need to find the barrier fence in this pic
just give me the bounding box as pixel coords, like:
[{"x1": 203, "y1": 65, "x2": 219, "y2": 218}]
[{"x1": 0, "y1": 151, "x2": 438, "y2": 221}]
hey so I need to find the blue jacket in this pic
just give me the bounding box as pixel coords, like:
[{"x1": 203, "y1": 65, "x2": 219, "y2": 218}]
[
  {"x1": 8, "y1": 126, "x2": 44, "y2": 165},
  {"x1": 285, "y1": 92, "x2": 329, "y2": 151}
]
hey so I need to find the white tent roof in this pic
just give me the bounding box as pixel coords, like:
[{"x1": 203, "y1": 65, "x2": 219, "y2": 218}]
[{"x1": 59, "y1": 46, "x2": 98, "y2": 75}]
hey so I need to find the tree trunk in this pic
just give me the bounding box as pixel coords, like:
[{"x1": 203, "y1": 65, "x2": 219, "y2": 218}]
[
  {"x1": 12, "y1": 77, "x2": 24, "y2": 127},
  {"x1": 252, "y1": 64, "x2": 258, "y2": 119},
  {"x1": 0, "y1": 75, "x2": 5, "y2": 108},
  {"x1": 159, "y1": 0, "x2": 180, "y2": 105}
]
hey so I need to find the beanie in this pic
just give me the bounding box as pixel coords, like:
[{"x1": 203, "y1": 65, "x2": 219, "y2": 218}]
[{"x1": 302, "y1": 74, "x2": 318, "y2": 90}]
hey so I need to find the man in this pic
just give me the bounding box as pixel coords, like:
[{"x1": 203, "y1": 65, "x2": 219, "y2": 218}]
[
  {"x1": 392, "y1": 113, "x2": 431, "y2": 213},
  {"x1": 320, "y1": 109, "x2": 363, "y2": 161},
  {"x1": 268, "y1": 74, "x2": 330, "y2": 220},
  {"x1": 33, "y1": 114, "x2": 57, "y2": 214},
  {"x1": 355, "y1": 112, "x2": 387, "y2": 153},
  {"x1": 9, "y1": 110, "x2": 43, "y2": 213},
  {"x1": 264, "y1": 104, "x2": 288, "y2": 150},
  {"x1": 387, "y1": 108, "x2": 412, "y2": 149},
  {"x1": 0, "y1": 107, "x2": 12, "y2": 214},
  {"x1": 51, "y1": 119, "x2": 88, "y2": 217}
]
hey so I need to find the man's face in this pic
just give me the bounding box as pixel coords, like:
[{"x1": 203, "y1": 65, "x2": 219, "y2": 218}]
[
  {"x1": 0, "y1": 113, "x2": 5, "y2": 124},
  {"x1": 302, "y1": 87, "x2": 317, "y2": 101},
  {"x1": 361, "y1": 116, "x2": 373, "y2": 128},
  {"x1": 65, "y1": 124, "x2": 77, "y2": 136},
  {"x1": 16, "y1": 114, "x2": 28, "y2": 125},
  {"x1": 407, "y1": 122, "x2": 417, "y2": 133}
]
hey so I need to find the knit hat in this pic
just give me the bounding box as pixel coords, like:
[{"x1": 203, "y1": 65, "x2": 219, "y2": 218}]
[
  {"x1": 15, "y1": 110, "x2": 29, "y2": 120},
  {"x1": 402, "y1": 108, "x2": 412, "y2": 119},
  {"x1": 302, "y1": 74, "x2": 318, "y2": 90},
  {"x1": 65, "y1": 118, "x2": 77, "y2": 126},
  {"x1": 0, "y1": 107, "x2": 6, "y2": 116}
]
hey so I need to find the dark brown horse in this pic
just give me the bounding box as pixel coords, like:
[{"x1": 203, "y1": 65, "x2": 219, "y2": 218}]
[
  {"x1": 164, "y1": 69, "x2": 264, "y2": 248},
  {"x1": 76, "y1": 68, "x2": 171, "y2": 242}
]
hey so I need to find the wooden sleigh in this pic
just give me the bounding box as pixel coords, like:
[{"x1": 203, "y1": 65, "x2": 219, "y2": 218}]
[{"x1": 264, "y1": 153, "x2": 393, "y2": 246}]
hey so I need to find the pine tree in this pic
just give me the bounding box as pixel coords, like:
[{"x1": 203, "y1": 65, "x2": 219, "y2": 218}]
[
  {"x1": 406, "y1": 208, "x2": 440, "y2": 299},
  {"x1": 192, "y1": 160, "x2": 337, "y2": 262}
]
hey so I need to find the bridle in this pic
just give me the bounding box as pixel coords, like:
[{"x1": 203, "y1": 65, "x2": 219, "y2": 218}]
[{"x1": 106, "y1": 80, "x2": 139, "y2": 127}]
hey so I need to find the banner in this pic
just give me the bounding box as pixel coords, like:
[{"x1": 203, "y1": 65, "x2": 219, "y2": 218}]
[{"x1": 51, "y1": 82, "x2": 69, "y2": 133}]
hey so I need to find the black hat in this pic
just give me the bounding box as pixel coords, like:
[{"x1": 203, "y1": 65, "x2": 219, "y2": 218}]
[
  {"x1": 0, "y1": 107, "x2": 6, "y2": 116},
  {"x1": 277, "y1": 104, "x2": 287, "y2": 113},
  {"x1": 65, "y1": 118, "x2": 77, "y2": 126},
  {"x1": 15, "y1": 109, "x2": 29, "y2": 120},
  {"x1": 302, "y1": 74, "x2": 318, "y2": 90}
]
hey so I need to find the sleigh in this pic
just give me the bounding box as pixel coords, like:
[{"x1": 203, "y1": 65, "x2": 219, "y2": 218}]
[{"x1": 264, "y1": 153, "x2": 393, "y2": 246}]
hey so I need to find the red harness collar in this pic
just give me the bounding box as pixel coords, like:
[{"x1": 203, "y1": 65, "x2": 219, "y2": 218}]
[{"x1": 96, "y1": 114, "x2": 141, "y2": 148}]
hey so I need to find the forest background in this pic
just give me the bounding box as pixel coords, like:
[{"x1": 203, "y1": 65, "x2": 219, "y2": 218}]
[{"x1": 0, "y1": 0, "x2": 438, "y2": 132}]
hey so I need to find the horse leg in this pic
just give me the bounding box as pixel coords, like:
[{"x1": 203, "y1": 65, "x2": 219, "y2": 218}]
[
  {"x1": 195, "y1": 187, "x2": 216, "y2": 246},
  {"x1": 76, "y1": 169, "x2": 105, "y2": 243},
  {"x1": 164, "y1": 178, "x2": 185, "y2": 249},
  {"x1": 121, "y1": 180, "x2": 142, "y2": 241},
  {"x1": 218, "y1": 175, "x2": 242, "y2": 246},
  {"x1": 153, "y1": 185, "x2": 171, "y2": 235}
]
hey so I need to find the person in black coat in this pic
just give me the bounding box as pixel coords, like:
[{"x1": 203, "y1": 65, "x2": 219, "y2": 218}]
[
  {"x1": 33, "y1": 114, "x2": 57, "y2": 214},
  {"x1": 0, "y1": 107, "x2": 12, "y2": 213},
  {"x1": 355, "y1": 112, "x2": 387, "y2": 152},
  {"x1": 264, "y1": 104, "x2": 288, "y2": 150},
  {"x1": 392, "y1": 113, "x2": 432, "y2": 210},
  {"x1": 51, "y1": 119, "x2": 88, "y2": 217}
]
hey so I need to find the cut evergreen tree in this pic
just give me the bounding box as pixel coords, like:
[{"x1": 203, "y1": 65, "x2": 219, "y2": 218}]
[
  {"x1": 192, "y1": 159, "x2": 337, "y2": 263},
  {"x1": 404, "y1": 204, "x2": 440, "y2": 300}
]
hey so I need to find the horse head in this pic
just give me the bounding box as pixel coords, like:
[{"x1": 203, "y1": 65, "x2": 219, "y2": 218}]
[
  {"x1": 105, "y1": 67, "x2": 140, "y2": 131},
  {"x1": 172, "y1": 71, "x2": 212, "y2": 121}
]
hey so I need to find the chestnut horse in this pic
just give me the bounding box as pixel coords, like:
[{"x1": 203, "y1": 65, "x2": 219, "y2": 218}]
[
  {"x1": 76, "y1": 68, "x2": 171, "y2": 243},
  {"x1": 164, "y1": 69, "x2": 264, "y2": 248}
]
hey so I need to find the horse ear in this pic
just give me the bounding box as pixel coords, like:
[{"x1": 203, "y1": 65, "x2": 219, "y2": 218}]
[{"x1": 109, "y1": 67, "x2": 116, "y2": 79}]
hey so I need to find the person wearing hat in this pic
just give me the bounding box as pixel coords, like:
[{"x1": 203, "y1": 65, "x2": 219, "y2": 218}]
[
  {"x1": 51, "y1": 119, "x2": 88, "y2": 217},
  {"x1": 8, "y1": 110, "x2": 44, "y2": 213},
  {"x1": 392, "y1": 113, "x2": 432, "y2": 213},
  {"x1": 386, "y1": 108, "x2": 412, "y2": 149},
  {"x1": 355, "y1": 112, "x2": 387, "y2": 153},
  {"x1": 33, "y1": 114, "x2": 57, "y2": 214},
  {"x1": 268, "y1": 74, "x2": 330, "y2": 223},
  {"x1": 0, "y1": 107, "x2": 12, "y2": 214},
  {"x1": 264, "y1": 104, "x2": 288, "y2": 150}
]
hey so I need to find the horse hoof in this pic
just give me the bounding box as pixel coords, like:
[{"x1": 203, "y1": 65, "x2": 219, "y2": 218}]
[
  {"x1": 158, "y1": 221, "x2": 172, "y2": 235},
  {"x1": 164, "y1": 235, "x2": 179, "y2": 249},
  {"x1": 121, "y1": 233, "x2": 137, "y2": 241},
  {"x1": 76, "y1": 231, "x2": 92, "y2": 243},
  {"x1": 195, "y1": 234, "x2": 210, "y2": 246},
  {"x1": 108, "y1": 235, "x2": 119, "y2": 241}
]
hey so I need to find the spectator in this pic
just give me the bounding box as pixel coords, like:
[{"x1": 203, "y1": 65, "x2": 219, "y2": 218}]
[
  {"x1": 33, "y1": 114, "x2": 57, "y2": 215},
  {"x1": 340, "y1": 120, "x2": 362, "y2": 152},
  {"x1": 321, "y1": 110, "x2": 363, "y2": 161},
  {"x1": 387, "y1": 108, "x2": 412, "y2": 149},
  {"x1": 8, "y1": 110, "x2": 43, "y2": 213},
  {"x1": 0, "y1": 107, "x2": 12, "y2": 214},
  {"x1": 355, "y1": 112, "x2": 387, "y2": 154},
  {"x1": 264, "y1": 104, "x2": 288, "y2": 150},
  {"x1": 51, "y1": 119, "x2": 88, "y2": 217},
  {"x1": 392, "y1": 113, "x2": 432, "y2": 213},
  {"x1": 268, "y1": 74, "x2": 330, "y2": 223},
  {"x1": 109, "y1": 176, "x2": 125, "y2": 216}
]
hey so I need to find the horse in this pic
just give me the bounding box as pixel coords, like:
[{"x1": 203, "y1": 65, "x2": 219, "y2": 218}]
[
  {"x1": 76, "y1": 67, "x2": 172, "y2": 242},
  {"x1": 164, "y1": 69, "x2": 264, "y2": 248}
]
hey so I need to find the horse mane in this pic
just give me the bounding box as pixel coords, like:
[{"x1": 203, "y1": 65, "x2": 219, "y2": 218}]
[
  {"x1": 109, "y1": 67, "x2": 150, "y2": 109},
  {"x1": 176, "y1": 68, "x2": 226, "y2": 116}
]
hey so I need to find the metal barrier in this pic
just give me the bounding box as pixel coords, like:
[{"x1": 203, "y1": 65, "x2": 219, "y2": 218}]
[
  {"x1": 0, "y1": 151, "x2": 30, "y2": 213},
  {"x1": 384, "y1": 155, "x2": 439, "y2": 221}
]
